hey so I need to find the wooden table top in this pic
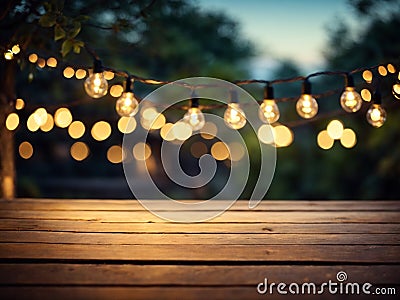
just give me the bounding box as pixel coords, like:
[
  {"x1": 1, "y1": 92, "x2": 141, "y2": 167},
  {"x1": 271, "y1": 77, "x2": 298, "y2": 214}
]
[{"x1": 0, "y1": 199, "x2": 399, "y2": 299}]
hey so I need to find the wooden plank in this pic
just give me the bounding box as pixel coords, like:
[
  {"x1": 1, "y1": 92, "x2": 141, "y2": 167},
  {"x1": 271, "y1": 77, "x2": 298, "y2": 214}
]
[
  {"x1": 0, "y1": 244, "x2": 398, "y2": 262},
  {"x1": 0, "y1": 219, "x2": 399, "y2": 234},
  {"x1": 1, "y1": 199, "x2": 399, "y2": 211},
  {"x1": 0, "y1": 210, "x2": 398, "y2": 223},
  {"x1": 1, "y1": 286, "x2": 398, "y2": 300},
  {"x1": 0, "y1": 231, "x2": 398, "y2": 245},
  {"x1": 0, "y1": 264, "x2": 399, "y2": 285}
]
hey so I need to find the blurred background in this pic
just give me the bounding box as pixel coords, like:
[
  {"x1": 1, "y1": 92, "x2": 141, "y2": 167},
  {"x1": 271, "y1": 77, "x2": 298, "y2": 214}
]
[{"x1": 1, "y1": 0, "x2": 400, "y2": 199}]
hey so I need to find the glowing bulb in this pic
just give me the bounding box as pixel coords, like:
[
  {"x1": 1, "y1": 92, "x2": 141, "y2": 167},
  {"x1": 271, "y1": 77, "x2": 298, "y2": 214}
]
[
  {"x1": 84, "y1": 72, "x2": 108, "y2": 98},
  {"x1": 224, "y1": 103, "x2": 246, "y2": 129},
  {"x1": 4, "y1": 51, "x2": 13, "y2": 60},
  {"x1": 11, "y1": 44, "x2": 20, "y2": 54},
  {"x1": 116, "y1": 92, "x2": 139, "y2": 117},
  {"x1": 392, "y1": 83, "x2": 400, "y2": 100},
  {"x1": 259, "y1": 99, "x2": 280, "y2": 124},
  {"x1": 366, "y1": 104, "x2": 386, "y2": 128},
  {"x1": 340, "y1": 87, "x2": 362, "y2": 112},
  {"x1": 183, "y1": 107, "x2": 205, "y2": 131},
  {"x1": 296, "y1": 94, "x2": 318, "y2": 119}
]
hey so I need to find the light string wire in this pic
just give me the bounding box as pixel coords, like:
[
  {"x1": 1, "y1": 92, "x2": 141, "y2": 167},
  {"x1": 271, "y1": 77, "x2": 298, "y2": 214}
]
[{"x1": 15, "y1": 45, "x2": 400, "y2": 126}]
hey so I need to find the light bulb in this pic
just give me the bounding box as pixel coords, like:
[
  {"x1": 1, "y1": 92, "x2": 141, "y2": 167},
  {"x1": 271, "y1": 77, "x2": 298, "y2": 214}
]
[
  {"x1": 259, "y1": 100, "x2": 280, "y2": 123},
  {"x1": 84, "y1": 72, "x2": 108, "y2": 98},
  {"x1": 392, "y1": 83, "x2": 400, "y2": 100},
  {"x1": 224, "y1": 103, "x2": 246, "y2": 129},
  {"x1": 340, "y1": 87, "x2": 362, "y2": 112},
  {"x1": 296, "y1": 94, "x2": 318, "y2": 119},
  {"x1": 183, "y1": 107, "x2": 205, "y2": 131},
  {"x1": 366, "y1": 104, "x2": 386, "y2": 128},
  {"x1": 116, "y1": 92, "x2": 139, "y2": 117}
]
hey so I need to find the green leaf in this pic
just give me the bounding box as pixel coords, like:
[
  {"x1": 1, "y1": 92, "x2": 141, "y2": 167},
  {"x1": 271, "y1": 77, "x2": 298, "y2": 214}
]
[
  {"x1": 68, "y1": 21, "x2": 81, "y2": 38},
  {"x1": 73, "y1": 44, "x2": 81, "y2": 54},
  {"x1": 72, "y1": 40, "x2": 84, "y2": 54},
  {"x1": 54, "y1": 25, "x2": 66, "y2": 41},
  {"x1": 61, "y1": 39, "x2": 73, "y2": 57},
  {"x1": 39, "y1": 13, "x2": 57, "y2": 27}
]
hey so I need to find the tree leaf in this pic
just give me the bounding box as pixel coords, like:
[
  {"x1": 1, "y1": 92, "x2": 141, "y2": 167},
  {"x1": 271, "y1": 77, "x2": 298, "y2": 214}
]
[
  {"x1": 54, "y1": 24, "x2": 66, "y2": 41},
  {"x1": 61, "y1": 39, "x2": 73, "y2": 57},
  {"x1": 68, "y1": 21, "x2": 81, "y2": 39},
  {"x1": 39, "y1": 13, "x2": 57, "y2": 27},
  {"x1": 73, "y1": 44, "x2": 81, "y2": 54}
]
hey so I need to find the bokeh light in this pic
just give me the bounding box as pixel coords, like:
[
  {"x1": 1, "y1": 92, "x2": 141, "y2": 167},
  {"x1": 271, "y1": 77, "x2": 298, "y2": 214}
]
[
  {"x1": 54, "y1": 107, "x2": 73, "y2": 128},
  {"x1": 118, "y1": 117, "x2": 137, "y2": 134},
  {"x1": 361, "y1": 89, "x2": 371, "y2": 102},
  {"x1": 200, "y1": 122, "x2": 218, "y2": 139},
  {"x1": 160, "y1": 123, "x2": 174, "y2": 141},
  {"x1": 75, "y1": 69, "x2": 87, "y2": 79},
  {"x1": 91, "y1": 121, "x2": 112, "y2": 141},
  {"x1": 317, "y1": 130, "x2": 334, "y2": 150},
  {"x1": 258, "y1": 124, "x2": 274, "y2": 144},
  {"x1": 5, "y1": 113, "x2": 19, "y2": 131},
  {"x1": 340, "y1": 128, "x2": 357, "y2": 148},
  {"x1": 191, "y1": 141, "x2": 208, "y2": 158},
  {"x1": 362, "y1": 70, "x2": 373, "y2": 83},
  {"x1": 28, "y1": 53, "x2": 38, "y2": 63},
  {"x1": 63, "y1": 67, "x2": 75, "y2": 78},
  {"x1": 68, "y1": 121, "x2": 85, "y2": 139},
  {"x1": 172, "y1": 121, "x2": 192, "y2": 141},
  {"x1": 211, "y1": 141, "x2": 229, "y2": 160},
  {"x1": 70, "y1": 142, "x2": 90, "y2": 161},
  {"x1": 274, "y1": 125, "x2": 293, "y2": 147},
  {"x1": 107, "y1": 145, "x2": 124, "y2": 164},
  {"x1": 133, "y1": 142, "x2": 152, "y2": 160},
  {"x1": 40, "y1": 114, "x2": 54, "y2": 132},
  {"x1": 15, "y1": 98, "x2": 25, "y2": 110},
  {"x1": 19, "y1": 141, "x2": 33, "y2": 159},
  {"x1": 46, "y1": 57, "x2": 57, "y2": 68},
  {"x1": 327, "y1": 120, "x2": 344, "y2": 140},
  {"x1": 110, "y1": 84, "x2": 123, "y2": 97}
]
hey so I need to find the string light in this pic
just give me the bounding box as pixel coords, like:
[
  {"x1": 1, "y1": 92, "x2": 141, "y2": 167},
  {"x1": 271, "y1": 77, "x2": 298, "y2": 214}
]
[
  {"x1": 115, "y1": 76, "x2": 139, "y2": 117},
  {"x1": 224, "y1": 90, "x2": 246, "y2": 129},
  {"x1": 84, "y1": 59, "x2": 108, "y2": 98},
  {"x1": 340, "y1": 74, "x2": 362, "y2": 112},
  {"x1": 11, "y1": 44, "x2": 20, "y2": 54},
  {"x1": 28, "y1": 53, "x2": 38, "y2": 63},
  {"x1": 362, "y1": 70, "x2": 373, "y2": 83},
  {"x1": 46, "y1": 57, "x2": 57, "y2": 68},
  {"x1": 259, "y1": 84, "x2": 279, "y2": 124},
  {"x1": 4, "y1": 50, "x2": 13, "y2": 60},
  {"x1": 392, "y1": 80, "x2": 400, "y2": 100},
  {"x1": 366, "y1": 89, "x2": 386, "y2": 128},
  {"x1": 63, "y1": 67, "x2": 75, "y2": 78},
  {"x1": 183, "y1": 93, "x2": 205, "y2": 131},
  {"x1": 296, "y1": 79, "x2": 318, "y2": 119},
  {"x1": 15, "y1": 51, "x2": 400, "y2": 156}
]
